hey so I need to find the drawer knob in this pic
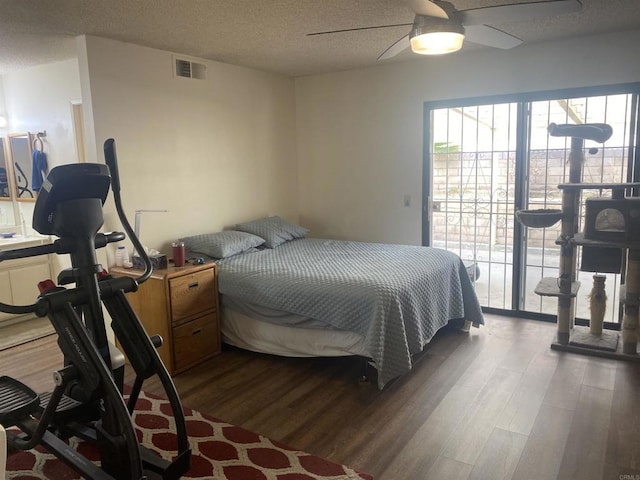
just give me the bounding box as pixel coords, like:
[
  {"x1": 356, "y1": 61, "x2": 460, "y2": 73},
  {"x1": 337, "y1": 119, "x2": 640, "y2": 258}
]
[
  {"x1": 192, "y1": 328, "x2": 202, "y2": 335},
  {"x1": 188, "y1": 282, "x2": 199, "y2": 289}
]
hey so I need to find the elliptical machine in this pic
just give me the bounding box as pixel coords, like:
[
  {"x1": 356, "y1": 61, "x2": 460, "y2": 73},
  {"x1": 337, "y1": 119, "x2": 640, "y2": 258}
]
[{"x1": 0, "y1": 139, "x2": 191, "y2": 479}]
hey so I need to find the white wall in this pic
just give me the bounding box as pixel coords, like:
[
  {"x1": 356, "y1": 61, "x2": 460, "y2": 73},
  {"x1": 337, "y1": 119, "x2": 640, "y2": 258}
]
[
  {"x1": 78, "y1": 36, "x2": 298, "y2": 258},
  {"x1": 295, "y1": 29, "x2": 640, "y2": 245},
  {"x1": 5, "y1": 29, "x2": 639, "y2": 255}
]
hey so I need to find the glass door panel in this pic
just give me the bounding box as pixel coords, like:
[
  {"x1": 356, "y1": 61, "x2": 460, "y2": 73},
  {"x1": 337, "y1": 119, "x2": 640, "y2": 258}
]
[
  {"x1": 427, "y1": 89, "x2": 637, "y2": 326},
  {"x1": 523, "y1": 94, "x2": 634, "y2": 324},
  {"x1": 430, "y1": 103, "x2": 518, "y2": 310}
]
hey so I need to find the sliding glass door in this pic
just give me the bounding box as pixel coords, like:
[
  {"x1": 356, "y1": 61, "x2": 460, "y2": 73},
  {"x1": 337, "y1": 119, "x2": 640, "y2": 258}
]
[
  {"x1": 424, "y1": 84, "x2": 640, "y2": 325},
  {"x1": 427, "y1": 102, "x2": 519, "y2": 310}
]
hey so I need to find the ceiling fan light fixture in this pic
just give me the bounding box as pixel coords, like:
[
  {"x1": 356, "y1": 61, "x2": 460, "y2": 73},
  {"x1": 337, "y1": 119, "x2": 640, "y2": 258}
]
[{"x1": 410, "y1": 18, "x2": 465, "y2": 55}]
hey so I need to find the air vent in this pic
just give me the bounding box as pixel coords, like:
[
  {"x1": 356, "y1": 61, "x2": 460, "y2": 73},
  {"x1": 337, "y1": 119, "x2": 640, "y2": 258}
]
[{"x1": 174, "y1": 57, "x2": 206, "y2": 80}]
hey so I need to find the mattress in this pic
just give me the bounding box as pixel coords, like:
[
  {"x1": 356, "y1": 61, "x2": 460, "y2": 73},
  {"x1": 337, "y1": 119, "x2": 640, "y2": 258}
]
[{"x1": 217, "y1": 238, "x2": 484, "y2": 388}]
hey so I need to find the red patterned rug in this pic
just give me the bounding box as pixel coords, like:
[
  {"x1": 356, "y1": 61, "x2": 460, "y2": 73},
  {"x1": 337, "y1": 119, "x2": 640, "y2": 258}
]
[{"x1": 5, "y1": 390, "x2": 372, "y2": 480}]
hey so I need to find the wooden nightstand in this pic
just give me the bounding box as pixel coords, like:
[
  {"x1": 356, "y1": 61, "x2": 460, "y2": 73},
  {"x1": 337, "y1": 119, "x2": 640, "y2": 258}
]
[{"x1": 110, "y1": 262, "x2": 221, "y2": 375}]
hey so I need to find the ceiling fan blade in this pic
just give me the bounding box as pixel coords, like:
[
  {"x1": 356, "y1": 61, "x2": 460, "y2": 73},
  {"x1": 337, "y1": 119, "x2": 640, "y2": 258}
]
[
  {"x1": 464, "y1": 24, "x2": 523, "y2": 49},
  {"x1": 459, "y1": 0, "x2": 582, "y2": 26},
  {"x1": 378, "y1": 34, "x2": 411, "y2": 61},
  {"x1": 307, "y1": 23, "x2": 412, "y2": 36},
  {"x1": 408, "y1": 0, "x2": 449, "y2": 19}
]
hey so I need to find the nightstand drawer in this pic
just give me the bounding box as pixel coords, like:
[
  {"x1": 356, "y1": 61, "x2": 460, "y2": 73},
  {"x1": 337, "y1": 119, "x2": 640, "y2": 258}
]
[
  {"x1": 111, "y1": 262, "x2": 220, "y2": 376},
  {"x1": 169, "y1": 268, "x2": 216, "y2": 322},
  {"x1": 172, "y1": 312, "x2": 220, "y2": 372}
]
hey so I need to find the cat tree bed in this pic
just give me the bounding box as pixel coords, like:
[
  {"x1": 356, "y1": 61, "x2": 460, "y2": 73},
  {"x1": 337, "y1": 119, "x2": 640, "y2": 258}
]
[{"x1": 516, "y1": 209, "x2": 563, "y2": 228}]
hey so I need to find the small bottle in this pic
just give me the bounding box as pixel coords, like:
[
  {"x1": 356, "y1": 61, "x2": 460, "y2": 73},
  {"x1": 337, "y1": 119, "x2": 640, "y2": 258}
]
[{"x1": 115, "y1": 245, "x2": 127, "y2": 267}]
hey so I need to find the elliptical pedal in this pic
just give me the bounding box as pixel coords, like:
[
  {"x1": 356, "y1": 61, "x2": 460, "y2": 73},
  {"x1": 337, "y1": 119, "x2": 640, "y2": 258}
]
[
  {"x1": 38, "y1": 391, "x2": 90, "y2": 422},
  {"x1": 0, "y1": 376, "x2": 40, "y2": 426}
]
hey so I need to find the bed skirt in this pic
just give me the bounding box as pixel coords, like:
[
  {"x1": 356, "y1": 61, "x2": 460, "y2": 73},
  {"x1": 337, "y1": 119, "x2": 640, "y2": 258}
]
[{"x1": 220, "y1": 305, "x2": 369, "y2": 358}]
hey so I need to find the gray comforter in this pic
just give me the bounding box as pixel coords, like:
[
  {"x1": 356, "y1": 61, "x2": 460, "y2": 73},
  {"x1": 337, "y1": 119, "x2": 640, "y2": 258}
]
[{"x1": 217, "y1": 238, "x2": 483, "y2": 388}]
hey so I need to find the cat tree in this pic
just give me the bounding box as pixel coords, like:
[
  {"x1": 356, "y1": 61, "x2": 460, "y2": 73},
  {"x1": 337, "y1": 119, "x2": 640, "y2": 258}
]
[{"x1": 518, "y1": 122, "x2": 640, "y2": 360}]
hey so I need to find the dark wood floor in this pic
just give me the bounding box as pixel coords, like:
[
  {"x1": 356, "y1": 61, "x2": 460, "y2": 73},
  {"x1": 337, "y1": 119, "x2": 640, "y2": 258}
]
[{"x1": 2, "y1": 314, "x2": 639, "y2": 480}]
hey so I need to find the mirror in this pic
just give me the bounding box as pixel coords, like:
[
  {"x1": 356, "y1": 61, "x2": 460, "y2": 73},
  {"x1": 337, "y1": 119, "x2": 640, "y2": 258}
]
[
  {"x1": 8, "y1": 133, "x2": 35, "y2": 201},
  {"x1": 0, "y1": 138, "x2": 10, "y2": 199}
]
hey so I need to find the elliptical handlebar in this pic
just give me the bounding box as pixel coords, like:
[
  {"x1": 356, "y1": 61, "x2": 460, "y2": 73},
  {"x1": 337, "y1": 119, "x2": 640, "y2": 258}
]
[
  {"x1": 104, "y1": 139, "x2": 152, "y2": 285},
  {"x1": 0, "y1": 232, "x2": 125, "y2": 262},
  {"x1": 0, "y1": 232, "x2": 127, "y2": 316}
]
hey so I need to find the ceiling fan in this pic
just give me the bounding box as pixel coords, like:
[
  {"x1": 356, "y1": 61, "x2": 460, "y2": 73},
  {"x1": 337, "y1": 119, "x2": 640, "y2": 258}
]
[{"x1": 308, "y1": 0, "x2": 583, "y2": 58}]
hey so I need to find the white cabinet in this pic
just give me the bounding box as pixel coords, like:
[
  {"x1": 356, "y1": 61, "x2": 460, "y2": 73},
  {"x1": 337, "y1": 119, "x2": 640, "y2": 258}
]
[
  {"x1": 0, "y1": 271, "x2": 12, "y2": 306},
  {"x1": 0, "y1": 238, "x2": 54, "y2": 324}
]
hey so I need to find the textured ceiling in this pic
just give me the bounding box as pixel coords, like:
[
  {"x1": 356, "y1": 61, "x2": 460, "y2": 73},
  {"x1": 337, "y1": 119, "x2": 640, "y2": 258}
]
[{"x1": 0, "y1": 0, "x2": 639, "y2": 77}]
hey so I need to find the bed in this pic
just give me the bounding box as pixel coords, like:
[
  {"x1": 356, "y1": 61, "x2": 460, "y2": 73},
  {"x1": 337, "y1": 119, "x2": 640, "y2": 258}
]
[{"x1": 183, "y1": 217, "x2": 484, "y2": 388}]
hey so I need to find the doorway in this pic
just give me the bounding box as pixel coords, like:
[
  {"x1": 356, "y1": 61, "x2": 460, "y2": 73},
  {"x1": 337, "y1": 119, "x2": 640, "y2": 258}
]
[{"x1": 424, "y1": 84, "x2": 640, "y2": 326}]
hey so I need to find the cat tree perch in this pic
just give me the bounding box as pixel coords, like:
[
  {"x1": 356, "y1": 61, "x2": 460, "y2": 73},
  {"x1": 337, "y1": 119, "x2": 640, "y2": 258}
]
[{"x1": 518, "y1": 122, "x2": 640, "y2": 361}]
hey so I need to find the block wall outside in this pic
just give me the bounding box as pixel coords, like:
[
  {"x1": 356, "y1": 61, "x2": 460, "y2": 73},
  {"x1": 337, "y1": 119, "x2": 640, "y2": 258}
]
[{"x1": 430, "y1": 147, "x2": 627, "y2": 250}]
